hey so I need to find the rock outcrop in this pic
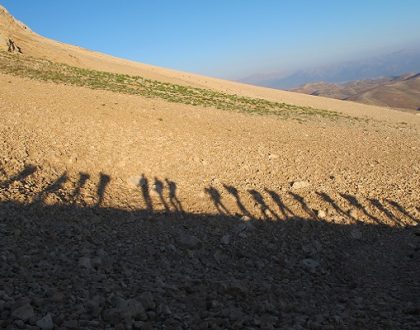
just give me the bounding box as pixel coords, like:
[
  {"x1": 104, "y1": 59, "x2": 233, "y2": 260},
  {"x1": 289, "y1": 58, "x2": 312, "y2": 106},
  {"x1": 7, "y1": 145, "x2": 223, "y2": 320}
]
[{"x1": 7, "y1": 38, "x2": 22, "y2": 53}]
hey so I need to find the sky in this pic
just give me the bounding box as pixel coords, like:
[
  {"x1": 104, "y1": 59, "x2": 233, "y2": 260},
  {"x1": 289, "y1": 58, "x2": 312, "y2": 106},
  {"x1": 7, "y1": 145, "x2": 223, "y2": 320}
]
[{"x1": 2, "y1": 0, "x2": 420, "y2": 79}]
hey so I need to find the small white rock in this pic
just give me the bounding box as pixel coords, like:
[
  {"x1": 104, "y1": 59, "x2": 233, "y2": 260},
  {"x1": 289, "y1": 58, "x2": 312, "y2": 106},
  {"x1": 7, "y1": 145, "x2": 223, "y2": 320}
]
[
  {"x1": 178, "y1": 234, "x2": 202, "y2": 250},
  {"x1": 302, "y1": 258, "x2": 320, "y2": 271},
  {"x1": 291, "y1": 181, "x2": 311, "y2": 189},
  {"x1": 317, "y1": 210, "x2": 326, "y2": 218},
  {"x1": 36, "y1": 313, "x2": 54, "y2": 330},
  {"x1": 241, "y1": 215, "x2": 251, "y2": 222},
  {"x1": 127, "y1": 176, "x2": 141, "y2": 187},
  {"x1": 350, "y1": 228, "x2": 362, "y2": 240},
  {"x1": 221, "y1": 234, "x2": 231, "y2": 245}
]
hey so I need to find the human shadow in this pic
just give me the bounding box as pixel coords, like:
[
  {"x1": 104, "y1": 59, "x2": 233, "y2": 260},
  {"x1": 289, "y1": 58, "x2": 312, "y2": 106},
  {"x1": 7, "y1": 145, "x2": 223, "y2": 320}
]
[
  {"x1": 165, "y1": 178, "x2": 183, "y2": 213},
  {"x1": 34, "y1": 172, "x2": 68, "y2": 203},
  {"x1": 71, "y1": 172, "x2": 90, "y2": 206},
  {"x1": 317, "y1": 191, "x2": 357, "y2": 221},
  {"x1": 223, "y1": 184, "x2": 252, "y2": 217},
  {"x1": 340, "y1": 193, "x2": 381, "y2": 224},
  {"x1": 386, "y1": 199, "x2": 419, "y2": 224},
  {"x1": 139, "y1": 173, "x2": 153, "y2": 211},
  {"x1": 265, "y1": 189, "x2": 295, "y2": 219},
  {"x1": 205, "y1": 186, "x2": 230, "y2": 215},
  {"x1": 289, "y1": 192, "x2": 317, "y2": 218},
  {"x1": 248, "y1": 189, "x2": 280, "y2": 220},
  {"x1": 369, "y1": 198, "x2": 404, "y2": 226},
  {"x1": 154, "y1": 177, "x2": 169, "y2": 211},
  {"x1": 96, "y1": 173, "x2": 111, "y2": 206},
  {"x1": 0, "y1": 164, "x2": 37, "y2": 189}
]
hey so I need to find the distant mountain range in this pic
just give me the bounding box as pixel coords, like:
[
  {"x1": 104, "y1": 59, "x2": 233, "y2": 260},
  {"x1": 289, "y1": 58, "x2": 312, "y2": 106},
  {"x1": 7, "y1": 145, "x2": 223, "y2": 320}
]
[
  {"x1": 291, "y1": 73, "x2": 420, "y2": 112},
  {"x1": 240, "y1": 47, "x2": 420, "y2": 90}
]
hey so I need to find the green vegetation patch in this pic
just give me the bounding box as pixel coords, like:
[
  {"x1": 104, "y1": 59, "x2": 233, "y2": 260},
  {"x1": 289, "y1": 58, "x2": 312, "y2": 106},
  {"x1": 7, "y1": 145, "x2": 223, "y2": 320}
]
[{"x1": 0, "y1": 51, "x2": 352, "y2": 121}]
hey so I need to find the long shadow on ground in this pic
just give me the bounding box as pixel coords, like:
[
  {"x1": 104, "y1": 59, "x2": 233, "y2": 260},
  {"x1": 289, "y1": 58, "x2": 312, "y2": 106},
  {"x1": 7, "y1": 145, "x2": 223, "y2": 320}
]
[{"x1": 0, "y1": 167, "x2": 419, "y2": 329}]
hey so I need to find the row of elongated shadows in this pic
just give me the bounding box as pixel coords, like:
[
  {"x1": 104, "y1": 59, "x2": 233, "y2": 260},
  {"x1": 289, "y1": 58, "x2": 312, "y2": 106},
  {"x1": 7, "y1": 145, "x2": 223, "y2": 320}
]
[{"x1": 0, "y1": 164, "x2": 418, "y2": 226}]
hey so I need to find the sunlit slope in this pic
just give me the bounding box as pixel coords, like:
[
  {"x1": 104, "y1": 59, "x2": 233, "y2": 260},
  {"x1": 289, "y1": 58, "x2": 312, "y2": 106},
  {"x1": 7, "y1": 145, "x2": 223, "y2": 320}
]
[{"x1": 1, "y1": 5, "x2": 418, "y2": 125}]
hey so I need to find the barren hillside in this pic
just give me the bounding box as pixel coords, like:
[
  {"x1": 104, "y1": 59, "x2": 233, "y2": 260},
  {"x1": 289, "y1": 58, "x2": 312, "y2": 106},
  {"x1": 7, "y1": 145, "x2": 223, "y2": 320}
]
[
  {"x1": 0, "y1": 5, "x2": 419, "y2": 329},
  {"x1": 293, "y1": 73, "x2": 420, "y2": 112},
  {"x1": 348, "y1": 73, "x2": 420, "y2": 111}
]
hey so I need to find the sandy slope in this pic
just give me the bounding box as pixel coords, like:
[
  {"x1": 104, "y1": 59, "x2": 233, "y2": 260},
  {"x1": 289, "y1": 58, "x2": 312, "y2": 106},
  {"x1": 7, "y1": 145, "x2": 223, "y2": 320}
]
[
  {"x1": 1, "y1": 5, "x2": 419, "y2": 125},
  {"x1": 1, "y1": 67, "x2": 420, "y2": 329},
  {"x1": 1, "y1": 72, "x2": 419, "y2": 219}
]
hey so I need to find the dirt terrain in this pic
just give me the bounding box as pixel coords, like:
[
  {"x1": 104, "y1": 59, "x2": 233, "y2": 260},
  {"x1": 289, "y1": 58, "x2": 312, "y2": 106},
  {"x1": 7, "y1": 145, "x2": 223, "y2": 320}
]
[{"x1": 1, "y1": 5, "x2": 420, "y2": 330}]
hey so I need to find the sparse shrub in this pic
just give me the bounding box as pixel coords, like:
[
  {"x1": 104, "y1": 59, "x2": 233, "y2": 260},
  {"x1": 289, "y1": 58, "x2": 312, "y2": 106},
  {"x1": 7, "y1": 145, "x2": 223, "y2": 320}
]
[{"x1": 0, "y1": 51, "x2": 355, "y2": 122}]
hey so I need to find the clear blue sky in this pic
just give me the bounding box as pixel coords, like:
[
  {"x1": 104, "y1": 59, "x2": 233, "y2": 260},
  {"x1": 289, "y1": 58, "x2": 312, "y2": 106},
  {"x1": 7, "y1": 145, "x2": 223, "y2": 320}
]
[{"x1": 2, "y1": 0, "x2": 419, "y2": 78}]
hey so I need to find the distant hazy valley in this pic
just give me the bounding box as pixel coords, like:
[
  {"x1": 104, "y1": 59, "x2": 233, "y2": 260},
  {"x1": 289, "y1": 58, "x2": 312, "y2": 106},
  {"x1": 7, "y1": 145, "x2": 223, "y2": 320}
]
[
  {"x1": 292, "y1": 73, "x2": 420, "y2": 112},
  {"x1": 240, "y1": 47, "x2": 420, "y2": 111}
]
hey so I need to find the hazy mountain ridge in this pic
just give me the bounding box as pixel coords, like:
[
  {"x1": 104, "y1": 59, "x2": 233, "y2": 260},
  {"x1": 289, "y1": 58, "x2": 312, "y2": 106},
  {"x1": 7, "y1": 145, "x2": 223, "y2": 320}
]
[
  {"x1": 241, "y1": 48, "x2": 420, "y2": 89},
  {"x1": 292, "y1": 73, "x2": 420, "y2": 112}
]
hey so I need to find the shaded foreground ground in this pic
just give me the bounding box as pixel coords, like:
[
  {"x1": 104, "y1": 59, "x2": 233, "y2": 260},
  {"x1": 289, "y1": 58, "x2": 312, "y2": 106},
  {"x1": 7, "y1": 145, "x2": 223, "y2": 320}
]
[{"x1": 1, "y1": 166, "x2": 419, "y2": 329}]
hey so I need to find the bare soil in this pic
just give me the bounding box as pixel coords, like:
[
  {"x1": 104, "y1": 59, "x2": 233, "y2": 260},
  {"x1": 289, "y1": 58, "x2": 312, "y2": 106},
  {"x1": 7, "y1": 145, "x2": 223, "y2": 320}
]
[{"x1": 1, "y1": 71, "x2": 419, "y2": 329}]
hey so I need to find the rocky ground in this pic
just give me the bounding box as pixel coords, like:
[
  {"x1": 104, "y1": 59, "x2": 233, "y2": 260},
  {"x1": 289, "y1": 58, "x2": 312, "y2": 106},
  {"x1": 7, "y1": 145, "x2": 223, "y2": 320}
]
[
  {"x1": 0, "y1": 195, "x2": 418, "y2": 330},
  {"x1": 1, "y1": 71, "x2": 419, "y2": 329}
]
